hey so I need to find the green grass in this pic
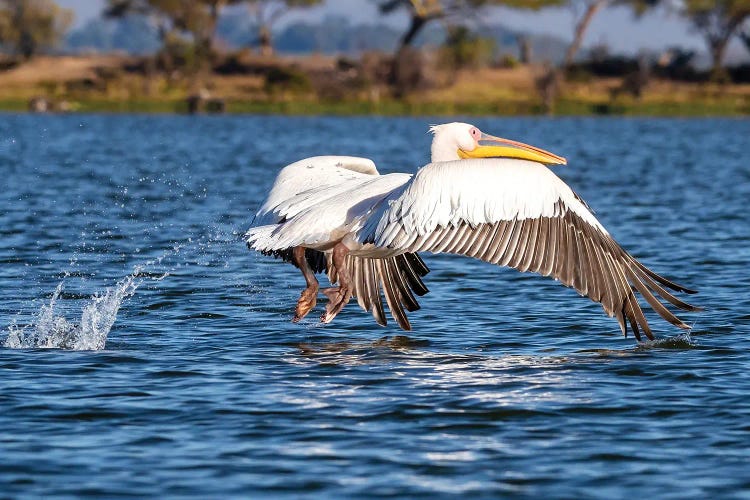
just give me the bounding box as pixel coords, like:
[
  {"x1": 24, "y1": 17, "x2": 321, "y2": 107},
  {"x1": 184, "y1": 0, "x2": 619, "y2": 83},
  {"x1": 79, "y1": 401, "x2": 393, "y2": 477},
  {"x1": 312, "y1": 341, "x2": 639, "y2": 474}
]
[
  {"x1": 1, "y1": 95, "x2": 748, "y2": 117},
  {"x1": 76, "y1": 99, "x2": 185, "y2": 113},
  {"x1": 221, "y1": 100, "x2": 550, "y2": 116},
  {"x1": 0, "y1": 99, "x2": 31, "y2": 112}
]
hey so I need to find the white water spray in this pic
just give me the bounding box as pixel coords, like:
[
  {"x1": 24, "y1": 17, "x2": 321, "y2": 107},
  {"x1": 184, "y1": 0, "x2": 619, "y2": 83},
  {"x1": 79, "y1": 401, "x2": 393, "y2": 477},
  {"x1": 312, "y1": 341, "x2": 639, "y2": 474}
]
[
  {"x1": 4, "y1": 272, "x2": 141, "y2": 350},
  {"x1": 3, "y1": 244, "x2": 178, "y2": 351}
]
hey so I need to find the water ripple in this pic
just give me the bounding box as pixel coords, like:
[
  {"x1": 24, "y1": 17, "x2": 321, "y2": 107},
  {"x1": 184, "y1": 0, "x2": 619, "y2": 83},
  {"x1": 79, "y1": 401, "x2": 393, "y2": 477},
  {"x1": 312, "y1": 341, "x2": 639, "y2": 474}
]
[{"x1": 1, "y1": 115, "x2": 749, "y2": 498}]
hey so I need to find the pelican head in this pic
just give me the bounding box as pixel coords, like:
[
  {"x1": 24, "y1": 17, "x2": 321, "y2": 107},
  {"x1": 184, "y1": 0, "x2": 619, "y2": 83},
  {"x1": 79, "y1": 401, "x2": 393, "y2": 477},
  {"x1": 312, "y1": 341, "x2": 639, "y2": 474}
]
[{"x1": 429, "y1": 122, "x2": 567, "y2": 166}]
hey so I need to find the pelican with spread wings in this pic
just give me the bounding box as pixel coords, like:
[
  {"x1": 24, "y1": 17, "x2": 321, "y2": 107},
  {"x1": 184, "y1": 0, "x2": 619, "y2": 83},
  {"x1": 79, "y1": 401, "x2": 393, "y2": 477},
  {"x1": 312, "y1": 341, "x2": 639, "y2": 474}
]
[{"x1": 246, "y1": 122, "x2": 699, "y2": 340}]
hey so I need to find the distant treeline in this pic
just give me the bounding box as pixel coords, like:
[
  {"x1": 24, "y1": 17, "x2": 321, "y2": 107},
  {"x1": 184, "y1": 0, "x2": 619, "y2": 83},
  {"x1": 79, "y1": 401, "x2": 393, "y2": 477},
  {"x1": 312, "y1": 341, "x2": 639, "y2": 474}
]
[
  {"x1": 2, "y1": 0, "x2": 750, "y2": 117},
  {"x1": 1, "y1": 1, "x2": 749, "y2": 74},
  {"x1": 65, "y1": 13, "x2": 568, "y2": 63}
]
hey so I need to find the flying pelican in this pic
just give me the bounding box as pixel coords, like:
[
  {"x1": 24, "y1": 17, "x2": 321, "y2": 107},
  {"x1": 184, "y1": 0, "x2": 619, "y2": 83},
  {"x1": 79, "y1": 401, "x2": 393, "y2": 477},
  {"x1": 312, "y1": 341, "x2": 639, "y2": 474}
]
[{"x1": 247, "y1": 122, "x2": 699, "y2": 340}]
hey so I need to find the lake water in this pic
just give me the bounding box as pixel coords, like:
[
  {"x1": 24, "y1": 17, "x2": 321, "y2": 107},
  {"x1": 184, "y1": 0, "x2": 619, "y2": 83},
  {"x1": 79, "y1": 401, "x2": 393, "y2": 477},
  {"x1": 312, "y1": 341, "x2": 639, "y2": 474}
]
[{"x1": 1, "y1": 115, "x2": 749, "y2": 498}]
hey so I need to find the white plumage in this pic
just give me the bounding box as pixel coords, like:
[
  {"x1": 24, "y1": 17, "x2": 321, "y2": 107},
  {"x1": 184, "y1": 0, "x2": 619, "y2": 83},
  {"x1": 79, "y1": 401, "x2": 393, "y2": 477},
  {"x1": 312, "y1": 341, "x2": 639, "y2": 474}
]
[
  {"x1": 356, "y1": 158, "x2": 608, "y2": 252},
  {"x1": 246, "y1": 122, "x2": 699, "y2": 340},
  {"x1": 253, "y1": 155, "x2": 380, "y2": 226}
]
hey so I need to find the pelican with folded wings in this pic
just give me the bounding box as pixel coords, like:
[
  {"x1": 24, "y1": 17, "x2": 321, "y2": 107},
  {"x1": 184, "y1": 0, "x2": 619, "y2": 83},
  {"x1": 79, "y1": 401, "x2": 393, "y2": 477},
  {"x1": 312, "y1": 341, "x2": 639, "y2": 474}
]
[{"x1": 247, "y1": 122, "x2": 699, "y2": 340}]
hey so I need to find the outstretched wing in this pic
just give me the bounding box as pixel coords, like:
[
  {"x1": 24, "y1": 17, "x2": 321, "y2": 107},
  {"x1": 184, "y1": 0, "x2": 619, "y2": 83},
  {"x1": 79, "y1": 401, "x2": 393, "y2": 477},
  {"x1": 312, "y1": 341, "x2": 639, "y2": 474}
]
[{"x1": 356, "y1": 158, "x2": 700, "y2": 340}]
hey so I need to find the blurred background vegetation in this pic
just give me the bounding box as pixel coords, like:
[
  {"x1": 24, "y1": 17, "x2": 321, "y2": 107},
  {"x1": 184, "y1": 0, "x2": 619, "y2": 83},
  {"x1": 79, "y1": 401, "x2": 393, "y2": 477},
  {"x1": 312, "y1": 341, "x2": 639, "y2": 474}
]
[{"x1": 1, "y1": 0, "x2": 749, "y2": 115}]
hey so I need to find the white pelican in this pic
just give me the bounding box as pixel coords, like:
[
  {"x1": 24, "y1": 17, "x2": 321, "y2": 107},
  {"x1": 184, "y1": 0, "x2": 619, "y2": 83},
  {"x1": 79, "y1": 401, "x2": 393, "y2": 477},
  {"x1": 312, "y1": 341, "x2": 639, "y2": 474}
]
[{"x1": 247, "y1": 122, "x2": 699, "y2": 340}]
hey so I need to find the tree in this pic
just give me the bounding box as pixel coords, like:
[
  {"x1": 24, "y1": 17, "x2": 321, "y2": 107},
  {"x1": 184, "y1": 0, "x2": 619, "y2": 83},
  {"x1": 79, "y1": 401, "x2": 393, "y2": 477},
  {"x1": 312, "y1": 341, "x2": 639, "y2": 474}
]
[
  {"x1": 378, "y1": 0, "x2": 564, "y2": 94},
  {"x1": 182, "y1": 0, "x2": 237, "y2": 61},
  {"x1": 378, "y1": 0, "x2": 563, "y2": 56},
  {"x1": 378, "y1": 0, "x2": 444, "y2": 54},
  {"x1": 532, "y1": 0, "x2": 658, "y2": 114},
  {"x1": 474, "y1": 0, "x2": 568, "y2": 66},
  {"x1": 245, "y1": 0, "x2": 323, "y2": 56},
  {"x1": 0, "y1": 0, "x2": 73, "y2": 59},
  {"x1": 682, "y1": 0, "x2": 750, "y2": 76},
  {"x1": 563, "y1": 0, "x2": 660, "y2": 68},
  {"x1": 105, "y1": 0, "x2": 240, "y2": 59},
  {"x1": 105, "y1": 0, "x2": 171, "y2": 42}
]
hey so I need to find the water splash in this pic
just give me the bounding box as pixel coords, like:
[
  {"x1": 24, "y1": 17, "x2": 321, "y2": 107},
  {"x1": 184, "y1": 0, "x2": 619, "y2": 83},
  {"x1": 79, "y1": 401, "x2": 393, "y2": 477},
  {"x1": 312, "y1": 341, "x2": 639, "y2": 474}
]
[
  {"x1": 635, "y1": 333, "x2": 697, "y2": 350},
  {"x1": 3, "y1": 241, "x2": 183, "y2": 351},
  {"x1": 4, "y1": 272, "x2": 141, "y2": 350},
  {"x1": 1, "y1": 233, "x2": 231, "y2": 351}
]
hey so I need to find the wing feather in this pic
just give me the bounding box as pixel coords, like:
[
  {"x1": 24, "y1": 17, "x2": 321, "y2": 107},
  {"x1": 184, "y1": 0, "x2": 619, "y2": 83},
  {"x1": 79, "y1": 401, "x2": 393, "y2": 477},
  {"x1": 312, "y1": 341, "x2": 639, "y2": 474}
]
[
  {"x1": 519, "y1": 217, "x2": 540, "y2": 273},
  {"x1": 530, "y1": 217, "x2": 548, "y2": 273},
  {"x1": 498, "y1": 220, "x2": 523, "y2": 267},
  {"x1": 355, "y1": 158, "x2": 697, "y2": 338},
  {"x1": 364, "y1": 259, "x2": 387, "y2": 327},
  {"x1": 376, "y1": 259, "x2": 409, "y2": 330},
  {"x1": 327, "y1": 252, "x2": 429, "y2": 330},
  {"x1": 400, "y1": 254, "x2": 430, "y2": 296},
  {"x1": 387, "y1": 257, "x2": 420, "y2": 312},
  {"x1": 352, "y1": 256, "x2": 369, "y2": 312}
]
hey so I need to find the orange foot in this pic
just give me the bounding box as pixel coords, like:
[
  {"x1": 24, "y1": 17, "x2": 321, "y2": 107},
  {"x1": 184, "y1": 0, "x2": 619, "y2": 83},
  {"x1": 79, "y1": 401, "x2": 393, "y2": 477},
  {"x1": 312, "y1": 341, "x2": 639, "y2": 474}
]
[
  {"x1": 320, "y1": 286, "x2": 352, "y2": 323},
  {"x1": 292, "y1": 286, "x2": 318, "y2": 322}
]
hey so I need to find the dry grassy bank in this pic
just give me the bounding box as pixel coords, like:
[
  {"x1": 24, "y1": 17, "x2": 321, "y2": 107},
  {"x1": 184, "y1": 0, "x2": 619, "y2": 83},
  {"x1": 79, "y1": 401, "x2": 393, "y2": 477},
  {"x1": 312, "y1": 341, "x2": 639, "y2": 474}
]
[{"x1": 1, "y1": 55, "x2": 748, "y2": 116}]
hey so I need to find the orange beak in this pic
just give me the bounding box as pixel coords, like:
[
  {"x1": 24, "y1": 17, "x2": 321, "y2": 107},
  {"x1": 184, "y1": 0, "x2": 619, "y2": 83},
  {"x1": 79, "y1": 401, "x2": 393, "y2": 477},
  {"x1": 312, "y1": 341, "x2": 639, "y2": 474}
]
[{"x1": 458, "y1": 133, "x2": 567, "y2": 166}]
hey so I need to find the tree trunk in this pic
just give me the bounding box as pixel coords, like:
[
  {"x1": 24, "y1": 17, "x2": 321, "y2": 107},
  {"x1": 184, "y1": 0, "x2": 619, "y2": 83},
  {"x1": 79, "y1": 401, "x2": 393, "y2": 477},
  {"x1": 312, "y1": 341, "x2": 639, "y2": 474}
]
[
  {"x1": 156, "y1": 20, "x2": 168, "y2": 43},
  {"x1": 258, "y1": 25, "x2": 273, "y2": 56},
  {"x1": 564, "y1": 0, "x2": 608, "y2": 69},
  {"x1": 709, "y1": 37, "x2": 730, "y2": 80},
  {"x1": 143, "y1": 55, "x2": 156, "y2": 96},
  {"x1": 156, "y1": 22, "x2": 175, "y2": 76},
  {"x1": 198, "y1": 1, "x2": 221, "y2": 68},
  {"x1": 517, "y1": 35, "x2": 532, "y2": 64},
  {"x1": 19, "y1": 30, "x2": 36, "y2": 60},
  {"x1": 12, "y1": 4, "x2": 34, "y2": 60},
  {"x1": 397, "y1": 14, "x2": 428, "y2": 54},
  {"x1": 389, "y1": 14, "x2": 430, "y2": 94},
  {"x1": 535, "y1": 66, "x2": 561, "y2": 115}
]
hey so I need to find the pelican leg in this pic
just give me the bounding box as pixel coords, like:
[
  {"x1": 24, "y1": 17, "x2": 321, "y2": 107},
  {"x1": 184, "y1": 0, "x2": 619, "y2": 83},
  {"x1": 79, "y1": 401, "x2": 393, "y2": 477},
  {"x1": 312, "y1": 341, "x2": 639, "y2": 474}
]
[
  {"x1": 292, "y1": 246, "x2": 319, "y2": 322},
  {"x1": 321, "y1": 243, "x2": 352, "y2": 323}
]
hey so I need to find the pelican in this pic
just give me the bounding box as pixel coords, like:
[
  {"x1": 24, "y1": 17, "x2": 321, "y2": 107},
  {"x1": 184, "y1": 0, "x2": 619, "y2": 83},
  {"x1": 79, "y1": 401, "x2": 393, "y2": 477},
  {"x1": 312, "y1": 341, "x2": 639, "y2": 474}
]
[{"x1": 247, "y1": 122, "x2": 699, "y2": 340}]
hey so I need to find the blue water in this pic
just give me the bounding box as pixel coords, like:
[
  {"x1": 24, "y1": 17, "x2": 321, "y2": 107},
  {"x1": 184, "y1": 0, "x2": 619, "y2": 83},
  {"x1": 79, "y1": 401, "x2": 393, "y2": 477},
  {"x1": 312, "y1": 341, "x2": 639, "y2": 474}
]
[{"x1": 1, "y1": 115, "x2": 749, "y2": 498}]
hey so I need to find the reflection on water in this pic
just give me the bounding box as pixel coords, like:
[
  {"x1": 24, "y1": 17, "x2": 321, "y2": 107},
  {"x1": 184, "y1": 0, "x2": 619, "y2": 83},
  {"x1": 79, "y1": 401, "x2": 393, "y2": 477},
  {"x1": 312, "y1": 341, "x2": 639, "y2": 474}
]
[
  {"x1": 294, "y1": 332, "x2": 699, "y2": 364},
  {"x1": 296, "y1": 334, "x2": 430, "y2": 356},
  {"x1": 288, "y1": 332, "x2": 706, "y2": 409}
]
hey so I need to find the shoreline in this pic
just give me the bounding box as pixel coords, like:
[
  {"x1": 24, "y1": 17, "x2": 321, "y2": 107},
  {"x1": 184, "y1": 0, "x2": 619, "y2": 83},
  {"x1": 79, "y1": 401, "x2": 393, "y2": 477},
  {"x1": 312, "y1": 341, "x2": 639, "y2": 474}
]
[
  {"x1": 1, "y1": 56, "x2": 748, "y2": 118},
  {"x1": 2, "y1": 98, "x2": 748, "y2": 117}
]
